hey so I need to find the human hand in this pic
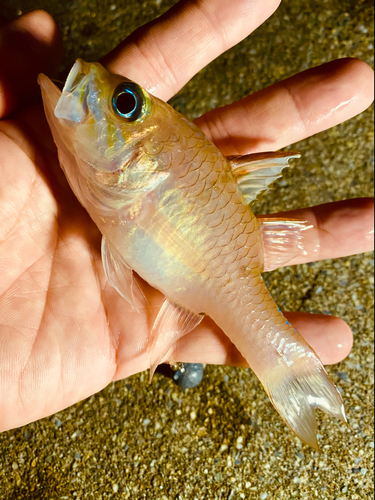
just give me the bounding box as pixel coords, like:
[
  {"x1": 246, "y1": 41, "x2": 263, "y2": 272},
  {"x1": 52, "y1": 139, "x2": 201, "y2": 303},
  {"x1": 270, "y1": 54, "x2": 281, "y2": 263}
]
[{"x1": 0, "y1": 1, "x2": 373, "y2": 432}]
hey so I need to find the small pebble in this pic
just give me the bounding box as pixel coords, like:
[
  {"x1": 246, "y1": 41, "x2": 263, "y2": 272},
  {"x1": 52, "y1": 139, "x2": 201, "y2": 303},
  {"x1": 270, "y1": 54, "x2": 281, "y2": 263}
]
[
  {"x1": 173, "y1": 363, "x2": 204, "y2": 389},
  {"x1": 54, "y1": 417, "x2": 62, "y2": 428},
  {"x1": 228, "y1": 491, "x2": 235, "y2": 500},
  {"x1": 357, "y1": 23, "x2": 368, "y2": 33},
  {"x1": 260, "y1": 493, "x2": 268, "y2": 500},
  {"x1": 236, "y1": 436, "x2": 244, "y2": 450},
  {"x1": 337, "y1": 372, "x2": 351, "y2": 382}
]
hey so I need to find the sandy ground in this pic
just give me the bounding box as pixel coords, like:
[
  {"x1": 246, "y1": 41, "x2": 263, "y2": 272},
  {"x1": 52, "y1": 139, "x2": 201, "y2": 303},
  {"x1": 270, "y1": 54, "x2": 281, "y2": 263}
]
[{"x1": 0, "y1": 0, "x2": 374, "y2": 498}]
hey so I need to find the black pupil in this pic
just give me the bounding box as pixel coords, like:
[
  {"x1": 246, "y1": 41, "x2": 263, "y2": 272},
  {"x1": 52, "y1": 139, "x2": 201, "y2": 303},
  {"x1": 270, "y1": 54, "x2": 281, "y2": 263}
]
[{"x1": 116, "y1": 91, "x2": 136, "y2": 116}]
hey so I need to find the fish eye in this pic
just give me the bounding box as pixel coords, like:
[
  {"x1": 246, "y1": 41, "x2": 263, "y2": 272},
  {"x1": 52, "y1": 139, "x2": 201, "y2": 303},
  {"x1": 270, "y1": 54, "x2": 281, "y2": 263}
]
[{"x1": 112, "y1": 82, "x2": 143, "y2": 121}]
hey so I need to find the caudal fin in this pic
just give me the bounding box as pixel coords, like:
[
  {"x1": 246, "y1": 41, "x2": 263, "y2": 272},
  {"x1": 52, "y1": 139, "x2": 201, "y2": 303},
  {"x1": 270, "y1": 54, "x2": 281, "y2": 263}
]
[{"x1": 263, "y1": 356, "x2": 347, "y2": 450}]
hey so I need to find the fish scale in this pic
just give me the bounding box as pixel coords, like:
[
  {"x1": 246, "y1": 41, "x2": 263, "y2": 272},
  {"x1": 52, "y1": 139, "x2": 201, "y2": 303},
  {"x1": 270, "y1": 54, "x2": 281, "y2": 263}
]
[
  {"x1": 39, "y1": 59, "x2": 347, "y2": 449},
  {"x1": 151, "y1": 129, "x2": 281, "y2": 330}
]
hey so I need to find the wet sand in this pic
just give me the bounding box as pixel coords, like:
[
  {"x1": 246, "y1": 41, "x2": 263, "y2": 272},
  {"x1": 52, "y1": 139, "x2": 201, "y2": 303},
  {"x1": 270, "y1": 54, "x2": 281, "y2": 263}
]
[{"x1": 0, "y1": 0, "x2": 373, "y2": 498}]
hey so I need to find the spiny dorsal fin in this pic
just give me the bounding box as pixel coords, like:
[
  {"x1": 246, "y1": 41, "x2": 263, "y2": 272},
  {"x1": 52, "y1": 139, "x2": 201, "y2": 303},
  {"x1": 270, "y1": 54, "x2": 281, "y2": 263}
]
[
  {"x1": 228, "y1": 151, "x2": 301, "y2": 205},
  {"x1": 148, "y1": 299, "x2": 204, "y2": 382}
]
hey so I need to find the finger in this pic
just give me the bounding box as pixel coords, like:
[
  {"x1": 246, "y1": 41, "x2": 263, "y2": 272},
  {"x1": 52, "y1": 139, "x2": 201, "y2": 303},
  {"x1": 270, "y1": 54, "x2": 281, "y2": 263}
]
[
  {"x1": 283, "y1": 312, "x2": 353, "y2": 366},
  {"x1": 101, "y1": 0, "x2": 282, "y2": 100},
  {"x1": 169, "y1": 312, "x2": 353, "y2": 368},
  {"x1": 113, "y1": 307, "x2": 352, "y2": 381},
  {"x1": 0, "y1": 10, "x2": 62, "y2": 118},
  {"x1": 258, "y1": 198, "x2": 374, "y2": 267},
  {"x1": 195, "y1": 58, "x2": 375, "y2": 155}
]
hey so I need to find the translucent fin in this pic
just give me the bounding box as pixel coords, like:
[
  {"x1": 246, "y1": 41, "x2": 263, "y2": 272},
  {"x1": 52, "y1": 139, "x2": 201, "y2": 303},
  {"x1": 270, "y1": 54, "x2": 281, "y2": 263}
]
[
  {"x1": 101, "y1": 237, "x2": 145, "y2": 312},
  {"x1": 148, "y1": 299, "x2": 204, "y2": 382},
  {"x1": 259, "y1": 217, "x2": 319, "y2": 271},
  {"x1": 263, "y1": 357, "x2": 347, "y2": 450},
  {"x1": 228, "y1": 151, "x2": 300, "y2": 205}
]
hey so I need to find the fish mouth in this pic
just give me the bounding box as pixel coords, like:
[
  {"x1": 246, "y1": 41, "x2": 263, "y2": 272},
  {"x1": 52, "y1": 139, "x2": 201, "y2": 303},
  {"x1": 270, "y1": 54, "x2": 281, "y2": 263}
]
[
  {"x1": 54, "y1": 59, "x2": 96, "y2": 123},
  {"x1": 63, "y1": 58, "x2": 91, "y2": 94}
]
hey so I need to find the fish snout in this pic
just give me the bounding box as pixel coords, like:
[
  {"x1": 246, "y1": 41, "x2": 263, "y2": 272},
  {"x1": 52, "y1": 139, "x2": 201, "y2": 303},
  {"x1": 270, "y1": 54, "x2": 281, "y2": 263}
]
[{"x1": 54, "y1": 59, "x2": 100, "y2": 124}]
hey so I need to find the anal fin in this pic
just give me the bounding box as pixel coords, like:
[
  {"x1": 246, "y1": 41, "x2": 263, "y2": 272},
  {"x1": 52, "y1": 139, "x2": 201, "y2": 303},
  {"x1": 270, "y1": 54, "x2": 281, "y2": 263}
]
[
  {"x1": 259, "y1": 217, "x2": 319, "y2": 272},
  {"x1": 101, "y1": 237, "x2": 145, "y2": 312},
  {"x1": 148, "y1": 299, "x2": 204, "y2": 382}
]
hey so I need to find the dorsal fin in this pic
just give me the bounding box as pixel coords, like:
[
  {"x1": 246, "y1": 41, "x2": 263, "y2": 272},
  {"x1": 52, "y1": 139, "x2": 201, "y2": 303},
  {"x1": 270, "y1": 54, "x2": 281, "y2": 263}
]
[{"x1": 228, "y1": 151, "x2": 300, "y2": 205}]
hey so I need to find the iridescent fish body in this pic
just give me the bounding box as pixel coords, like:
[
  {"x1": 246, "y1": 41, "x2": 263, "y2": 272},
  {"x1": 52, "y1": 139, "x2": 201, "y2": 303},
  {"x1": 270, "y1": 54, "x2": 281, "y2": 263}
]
[{"x1": 39, "y1": 60, "x2": 346, "y2": 449}]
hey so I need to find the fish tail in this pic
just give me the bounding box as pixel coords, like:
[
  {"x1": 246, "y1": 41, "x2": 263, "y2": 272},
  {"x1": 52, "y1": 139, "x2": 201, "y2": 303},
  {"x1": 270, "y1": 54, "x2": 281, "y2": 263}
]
[
  {"x1": 262, "y1": 352, "x2": 347, "y2": 450},
  {"x1": 214, "y1": 290, "x2": 346, "y2": 448}
]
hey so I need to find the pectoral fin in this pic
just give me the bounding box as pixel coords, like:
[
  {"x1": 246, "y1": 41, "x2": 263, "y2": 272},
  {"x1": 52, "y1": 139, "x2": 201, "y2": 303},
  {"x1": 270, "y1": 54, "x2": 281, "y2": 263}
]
[
  {"x1": 229, "y1": 151, "x2": 300, "y2": 205},
  {"x1": 259, "y1": 217, "x2": 319, "y2": 272},
  {"x1": 148, "y1": 299, "x2": 204, "y2": 382},
  {"x1": 101, "y1": 237, "x2": 145, "y2": 312}
]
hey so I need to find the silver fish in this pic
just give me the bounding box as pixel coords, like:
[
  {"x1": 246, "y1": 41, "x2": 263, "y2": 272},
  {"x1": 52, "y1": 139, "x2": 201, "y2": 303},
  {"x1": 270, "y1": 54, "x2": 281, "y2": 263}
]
[{"x1": 38, "y1": 59, "x2": 346, "y2": 449}]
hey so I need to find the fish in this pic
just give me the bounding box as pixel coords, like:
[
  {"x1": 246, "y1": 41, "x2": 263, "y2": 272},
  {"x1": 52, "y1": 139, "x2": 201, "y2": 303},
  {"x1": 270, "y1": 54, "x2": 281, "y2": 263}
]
[{"x1": 38, "y1": 59, "x2": 346, "y2": 449}]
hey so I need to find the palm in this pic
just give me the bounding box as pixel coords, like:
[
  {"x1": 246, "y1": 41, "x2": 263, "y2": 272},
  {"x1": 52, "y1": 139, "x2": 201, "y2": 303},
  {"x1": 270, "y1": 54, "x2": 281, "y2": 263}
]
[
  {"x1": 0, "y1": 3, "x2": 373, "y2": 432},
  {"x1": 0, "y1": 109, "x2": 116, "y2": 429}
]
